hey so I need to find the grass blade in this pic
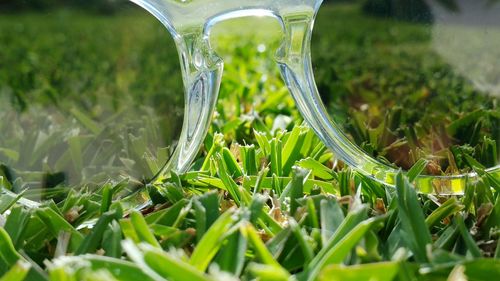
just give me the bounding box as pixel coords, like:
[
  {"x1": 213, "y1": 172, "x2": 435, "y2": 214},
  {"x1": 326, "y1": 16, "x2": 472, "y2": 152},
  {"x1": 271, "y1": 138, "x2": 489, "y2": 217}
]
[
  {"x1": 35, "y1": 208, "x2": 84, "y2": 252},
  {"x1": 425, "y1": 197, "x2": 463, "y2": 229},
  {"x1": 455, "y1": 214, "x2": 482, "y2": 258},
  {"x1": 242, "y1": 223, "x2": 290, "y2": 279},
  {"x1": 319, "y1": 262, "x2": 400, "y2": 281},
  {"x1": 0, "y1": 228, "x2": 21, "y2": 276},
  {"x1": 129, "y1": 211, "x2": 161, "y2": 248},
  {"x1": 189, "y1": 210, "x2": 238, "y2": 271},
  {"x1": 214, "y1": 231, "x2": 247, "y2": 275},
  {"x1": 320, "y1": 199, "x2": 344, "y2": 246},
  {"x1": 303, "y1": 217, "x2": 380, "y2": 281},
  {"x1": 407, "y1": 159, "x2": 428, "y2": 182},
  {"x1": 395, "y1": 172, "x2": 432, "y2": 263},
  {"x1": 0, "y1": 260, "x2": 31, "y2": 281},
  {"x1": 123, "y1": 241, "x2": 213, "y2": 281},
  {"x1": 76, "y1": 209, "x2": 122, "y2": 255},
  {"x1": 3, "y1": 206, "x2": 30, "y2": 249}
]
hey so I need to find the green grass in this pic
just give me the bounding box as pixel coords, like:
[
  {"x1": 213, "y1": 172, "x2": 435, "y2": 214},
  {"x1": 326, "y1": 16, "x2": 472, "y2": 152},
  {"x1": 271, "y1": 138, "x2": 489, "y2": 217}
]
[
  {"x1": 0, "y1": 9, "x2": 185, "y2": 191},
  {"x1": 1, "y1": 3, "x2": 499, "y2": 281},
  {"x1": 312, "y1": 4, "x2": 499, "y2": 174}
]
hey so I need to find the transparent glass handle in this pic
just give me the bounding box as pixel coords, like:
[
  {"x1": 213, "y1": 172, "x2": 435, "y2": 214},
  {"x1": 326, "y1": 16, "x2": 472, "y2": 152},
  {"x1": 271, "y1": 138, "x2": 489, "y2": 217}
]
[
  {"x1": 275, "y1": 14, "x2": 398, "y2": 182},
  {"x1": 166, "y1": 33, "x2": 223, "y2": 174},
  {"x1": 275, "y1": 13, "x2": 500, "y2": 194},
  {"x1": 131, "y1": 0, "x2": 223, "y2": 176}
]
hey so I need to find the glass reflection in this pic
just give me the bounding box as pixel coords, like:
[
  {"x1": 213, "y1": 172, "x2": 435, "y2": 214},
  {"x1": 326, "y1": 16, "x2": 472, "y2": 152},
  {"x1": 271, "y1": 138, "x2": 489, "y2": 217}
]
[{"x1": 0, "y1": 2, "x2": 184, "y2": 201}]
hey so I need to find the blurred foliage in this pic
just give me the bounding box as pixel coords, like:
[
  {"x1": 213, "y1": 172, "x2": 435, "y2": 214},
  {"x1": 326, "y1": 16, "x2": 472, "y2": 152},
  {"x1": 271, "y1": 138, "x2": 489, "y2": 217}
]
[
  {"x1": 363, "y1": 0, "x2": 432, "y2": 22},
  {"x1": 0, "y1": 7, "x2": 184, "y2": 192},
  {"x1": 0, "y1": 0, "x2": 128, "y2": 14},
  {"x1": 360, "y1": 0, "x2": 489, "y2": 22},
  {"x1": 313, "y1": 4, "x2": 499, "y2": 174},
  {"x1": 362, "y1": 0, "x2": 433, "y2": 22}
]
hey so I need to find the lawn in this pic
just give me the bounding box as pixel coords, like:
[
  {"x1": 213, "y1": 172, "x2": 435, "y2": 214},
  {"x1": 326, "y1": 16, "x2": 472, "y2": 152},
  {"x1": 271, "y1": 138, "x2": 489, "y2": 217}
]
[
  {"x1": 312, "y1": 5, "x2": 499, "y2": 174},
  {"x1": 0, "y1": 2, "x2": 499, "y2": 281}
]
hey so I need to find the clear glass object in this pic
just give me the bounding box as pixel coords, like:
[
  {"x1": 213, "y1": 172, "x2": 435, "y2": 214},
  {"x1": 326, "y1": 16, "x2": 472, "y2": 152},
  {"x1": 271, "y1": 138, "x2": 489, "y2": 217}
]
[{"x1": 129, "y1": 0, "x2": 498, "y2": 195}]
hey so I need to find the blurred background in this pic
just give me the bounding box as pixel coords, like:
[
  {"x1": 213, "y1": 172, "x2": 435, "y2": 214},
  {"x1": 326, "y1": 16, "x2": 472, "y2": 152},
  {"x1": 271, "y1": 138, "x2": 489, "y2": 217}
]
[
  {"x1": 0, "y1": 0, "x2": 451, "y2": 19},
  {"x1": 0, "y1": 0, "x2": 128, "y2": 14}
]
